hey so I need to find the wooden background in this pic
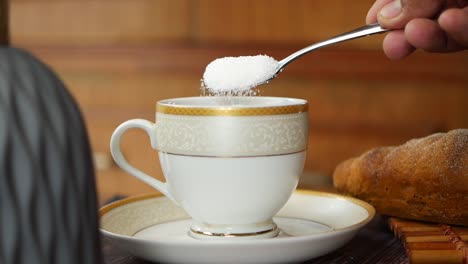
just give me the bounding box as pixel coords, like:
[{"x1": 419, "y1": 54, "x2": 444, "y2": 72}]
[
  {"x1": 0, "y1": 0, "x2": 7, "y2": 44},
  {"x1": 6, "y1": 0, "x2": 468, "y2": 204}
]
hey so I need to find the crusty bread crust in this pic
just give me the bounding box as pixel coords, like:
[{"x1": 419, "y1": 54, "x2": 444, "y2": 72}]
[{"x1": 333, "y1": 129, "x2": 468, "y2": 226}]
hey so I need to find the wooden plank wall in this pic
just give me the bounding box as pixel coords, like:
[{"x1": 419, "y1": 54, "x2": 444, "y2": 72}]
[
  {"x1": 0, "y1": 0, "x2": 8, "y2": 44},
  {"x1": 8, "y1": 0, "x2": 468, "y2": 203}
]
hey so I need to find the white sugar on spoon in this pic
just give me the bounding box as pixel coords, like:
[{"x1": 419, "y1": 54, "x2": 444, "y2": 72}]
[
  {"x1": 202, "y1": 23, "x2": 390, "y2": 95},
  {"x1": 202, "y1": 55, "x2": 279, "y2": 95}
]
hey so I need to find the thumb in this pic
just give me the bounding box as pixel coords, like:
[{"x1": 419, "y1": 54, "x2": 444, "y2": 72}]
[{"x1": 377, "y1": 0, "x2": 445, "y2": 29}]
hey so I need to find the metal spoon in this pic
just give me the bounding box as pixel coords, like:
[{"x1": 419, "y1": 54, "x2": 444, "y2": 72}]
[{"x1": 258, "y1": 23, "x2": 390, "y2": 86}]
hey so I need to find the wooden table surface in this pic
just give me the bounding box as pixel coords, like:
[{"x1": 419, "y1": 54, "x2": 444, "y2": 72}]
[{"x1": 101, "y1": 214, "x2": 409, "y2": 264}]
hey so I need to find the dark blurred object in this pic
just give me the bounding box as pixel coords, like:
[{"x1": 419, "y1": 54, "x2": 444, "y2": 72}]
[
  {"x1": 0, "y1": 0, "x2": 8, "y2": 45},
  {"x1": 0, "y1": 47, "x2": 101, "y2": 264}
]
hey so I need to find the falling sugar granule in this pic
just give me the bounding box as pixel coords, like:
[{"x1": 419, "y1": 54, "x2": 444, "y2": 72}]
[{"x1": 202, "y1": 55, "x2": 279, "y2": 96}]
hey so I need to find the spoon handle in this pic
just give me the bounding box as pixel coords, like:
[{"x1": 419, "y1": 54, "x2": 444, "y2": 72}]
[{"x1": 278, "y1": 23, "x2": 390, "y2": 68}]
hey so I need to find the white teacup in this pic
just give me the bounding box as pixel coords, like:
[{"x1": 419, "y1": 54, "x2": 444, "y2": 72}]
[{"x1": 110, "y1": 96, "x2": 308, "y2": 240}]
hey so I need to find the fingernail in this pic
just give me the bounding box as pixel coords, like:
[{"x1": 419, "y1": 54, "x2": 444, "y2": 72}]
[{"x1": 379, "y1": 0, "x2": 402, "y2": 19}]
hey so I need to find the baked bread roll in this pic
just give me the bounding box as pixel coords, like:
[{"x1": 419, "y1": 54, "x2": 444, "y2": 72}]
[{"x1": 333, "y1": 129, "x2": 468, "y2": 226}]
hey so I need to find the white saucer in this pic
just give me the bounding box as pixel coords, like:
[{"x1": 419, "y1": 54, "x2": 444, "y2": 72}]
[{"x1": 100, "y1": 190, "x2": 375, "y2": 264}]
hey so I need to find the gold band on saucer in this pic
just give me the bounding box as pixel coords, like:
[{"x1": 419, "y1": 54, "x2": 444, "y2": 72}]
[{"x1": 190, "y1": 225, "x2": 278, "y2": 237}]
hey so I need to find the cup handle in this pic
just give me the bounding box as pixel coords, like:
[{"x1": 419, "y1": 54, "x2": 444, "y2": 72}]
[{"x1": 110, "y1": 119, "x2": 177, "y2": 203}]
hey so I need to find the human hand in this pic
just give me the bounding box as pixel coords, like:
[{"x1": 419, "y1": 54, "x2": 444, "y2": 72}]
[{"x1": 367, "y1": 0, "x2": 468, "y2": 59}]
